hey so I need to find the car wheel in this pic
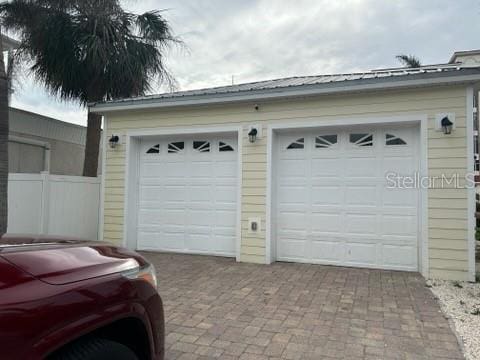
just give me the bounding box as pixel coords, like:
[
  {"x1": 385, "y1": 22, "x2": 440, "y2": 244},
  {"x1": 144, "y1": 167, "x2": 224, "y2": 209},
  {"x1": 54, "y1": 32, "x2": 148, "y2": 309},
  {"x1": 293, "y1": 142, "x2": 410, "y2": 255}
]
[{"x1": 52, "y1": 337, "x2": 138, "y2": 360}]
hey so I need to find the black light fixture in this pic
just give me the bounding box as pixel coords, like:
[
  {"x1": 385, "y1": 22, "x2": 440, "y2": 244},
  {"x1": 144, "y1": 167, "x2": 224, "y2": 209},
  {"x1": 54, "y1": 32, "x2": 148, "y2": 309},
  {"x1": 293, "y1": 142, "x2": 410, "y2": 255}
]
[
  {"x1": 109, "y1": 135, "x2": 120, "y2": 148},
  {"x1": 441, "y1": 116, "x2": 453, "y2": 135},
  {"x1": 248, "y1": 128, "x2": 258, "y2": 143}
]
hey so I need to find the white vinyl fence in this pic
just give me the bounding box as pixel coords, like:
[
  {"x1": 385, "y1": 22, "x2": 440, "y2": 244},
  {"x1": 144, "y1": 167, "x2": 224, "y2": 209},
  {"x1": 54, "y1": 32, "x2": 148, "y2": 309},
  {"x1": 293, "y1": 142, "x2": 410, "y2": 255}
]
[{"x1": 8, "y1": 173, "x2": 101, "y2": 240}]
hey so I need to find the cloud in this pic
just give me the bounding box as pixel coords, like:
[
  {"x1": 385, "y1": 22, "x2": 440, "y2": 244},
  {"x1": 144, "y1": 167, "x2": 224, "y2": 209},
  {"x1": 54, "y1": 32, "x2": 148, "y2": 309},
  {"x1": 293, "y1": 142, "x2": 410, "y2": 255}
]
[{"x1": 11, "y1": 0, "x2": 480, "y2": 125}]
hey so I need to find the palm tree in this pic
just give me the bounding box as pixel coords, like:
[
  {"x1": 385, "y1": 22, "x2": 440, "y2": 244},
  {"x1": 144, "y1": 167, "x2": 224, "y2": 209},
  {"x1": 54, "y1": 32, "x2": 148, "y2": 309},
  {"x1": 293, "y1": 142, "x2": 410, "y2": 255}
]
[
  {"x1": 0, "y1": 32, "x2": 8, "y2": 233},
  {"x1": 396, "y1": 55, "x2": 422, "y2": 68},
  {"x1": 0, "y1": 0, "x2": 177, "y2": 177}
]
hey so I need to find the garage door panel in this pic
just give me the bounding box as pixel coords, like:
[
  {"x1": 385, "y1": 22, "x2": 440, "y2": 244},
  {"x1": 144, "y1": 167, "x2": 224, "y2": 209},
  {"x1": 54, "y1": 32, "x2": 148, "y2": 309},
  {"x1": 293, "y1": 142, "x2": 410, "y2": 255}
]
[
  {"x1": 213, "y1": 236, "x2": 236, "y2": 253},
  {"x1": 278, "y1": 159, "x2": 307, "y2": 176},
  {"x1": 190, "y1": 162, "x2": 214, "y2": 177},
  {"x1": 278, "y1": 212, "x2": 309, "y2": 231},
  {"x1": 311, "y1": 186, "x2": 343, "y2": 205},
  {"x1": 382, "y1": 245, "x2": 417, "y2": 267},
  {"x1": 276, "y1": 126, "x2": 419, "y2": 271},
  {"x1": 345, "y1": 242, "x2": 377, "y2": 265},
  {"x1": 138, "y1": 202, "x2": 163, "y2": 211},
  {"x1": 215, "y1": 185, "x2": 237, "y2": 203},
  {"x1": 214, "y1": 211, "x2": 236, "y2": 227},
  {"x1": 155, "y1": 185, "x2": 185, "y2": 201},
  {"x1": 137, "y1": 135, "x2": 238, "y2": 256},
  {"x1": 310, "y1": 241, "x2": 344, "y2": 262},
  {"x1": 345, "y1": 186, "x2": 378, "y2": 206},
  {"x1": 139, "y1": 186, "x2": 163, "y2": 201},
  {"x1": 383, "y1": 188, "x2": 417, "y2": 206},
  {"x1": 189, "y1": 209, "x2": 214, "y2": 226},
  {"x1": 381, "y1": 215, "x2": 417, "y2": 236},
  {"x1": 189, "y1": 186, "x2": 212, "y2": 203},
  {"x1": 213, "y1": 205, "x2": 237, "y2": 215},
  {"x1": 138, "y1": 211, "x2": 163, "y2": 225},
  {"x1": 215, "y1": 161, "x2": 237, "y2": 178},
  {"x1": 139, "y1": 163, "x2": 167, "y2": 178},
  {"x1": 345, "y1": 158, "x2": 378, "y2": 177},
  {"x1": 160, "y1": 162, "x2": 187, "y2": 177},
  {"x1": 345, "y1": 214, "x2": 377, "y2": 235},
  {"x1": 161, "y1": 210, "x2": 186, "y2": 225},
  {"x1": 311, "y1": 158, "x2": 342, "y2": 177},
  {"x1": 383, "y1": 157, "x2": 416, "y2": 174},
  {"x1": 278, "y1": 186, "x2": 310, "y2": 205},
  {"x1": 277, "y1": 229, "x2": 308, "y2": 240},
  {"x1": 215, "y1": 225, "x2": 236, "y2": 235},
  {"x1": 278, "y1": 179, "x2": 309, "y2": 188},
  {"x1": 138, "y1": 231, "x2": 184, "y2": 251},
  {"x1": 185, "y1": 234, "x2": 212, "y2": 252},
  {"x1": 310, "y1": 213, "x2": 342, "y2": 233},
  {"x1": 278, "y1": 239, "x2": 307, "y2": 259}
]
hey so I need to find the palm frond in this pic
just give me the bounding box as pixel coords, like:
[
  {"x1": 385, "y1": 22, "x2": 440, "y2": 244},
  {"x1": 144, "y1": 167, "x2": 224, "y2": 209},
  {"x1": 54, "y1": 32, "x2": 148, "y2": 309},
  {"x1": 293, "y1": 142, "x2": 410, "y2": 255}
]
[
  {"x1": 396, "y1": 54, "x2": 422, "y2": 68},
  {"x1": 0, "y1": 0, "x2": 178, "y2": 104}
]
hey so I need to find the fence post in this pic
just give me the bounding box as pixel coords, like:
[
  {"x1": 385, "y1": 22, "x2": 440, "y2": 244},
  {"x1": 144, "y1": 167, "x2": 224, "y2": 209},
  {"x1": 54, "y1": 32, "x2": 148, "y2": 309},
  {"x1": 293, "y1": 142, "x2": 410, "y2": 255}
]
[{"x1": 39, "y1": 171, "x2": 50, "y2": 235}]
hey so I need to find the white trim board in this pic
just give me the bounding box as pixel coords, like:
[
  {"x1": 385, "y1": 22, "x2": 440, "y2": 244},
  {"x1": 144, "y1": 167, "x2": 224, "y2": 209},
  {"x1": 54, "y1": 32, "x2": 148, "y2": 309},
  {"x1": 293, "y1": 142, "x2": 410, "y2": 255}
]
[
  {"x1": 466, "y1": 86, "x2": 476, "y2": 282},
  {"x1": 122, "y1": 125, "x2": 243, "y2": 261},
  {"x1": 266, "y1": 114, "x2": 429, "y2": 276},
  {"x1": 98, "y1": 115, "x2": 107, "y2": 241}
]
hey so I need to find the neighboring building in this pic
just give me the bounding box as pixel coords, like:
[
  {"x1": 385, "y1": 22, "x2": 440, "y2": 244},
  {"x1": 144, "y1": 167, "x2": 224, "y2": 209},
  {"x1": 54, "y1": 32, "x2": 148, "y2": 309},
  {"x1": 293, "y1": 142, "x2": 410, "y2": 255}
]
[
  {"x1": 92, "y1": 50, "x2": 480, "y2": 281},
  {"x1": 9, "y1": 107, "x2": 101, "y2": 175}
]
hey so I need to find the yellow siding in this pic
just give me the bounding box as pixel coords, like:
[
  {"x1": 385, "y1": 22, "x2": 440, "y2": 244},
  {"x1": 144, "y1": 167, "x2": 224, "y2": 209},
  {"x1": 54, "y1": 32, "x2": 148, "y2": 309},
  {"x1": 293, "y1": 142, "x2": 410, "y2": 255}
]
[{"x1": 103, "y1": 85, "x2": 472, "y2": 280}]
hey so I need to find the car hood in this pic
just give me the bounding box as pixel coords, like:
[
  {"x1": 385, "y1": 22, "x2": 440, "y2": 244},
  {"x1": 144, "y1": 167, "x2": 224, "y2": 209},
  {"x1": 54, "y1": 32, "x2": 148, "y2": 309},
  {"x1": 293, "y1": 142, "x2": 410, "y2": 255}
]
[{"x1": 0, "y1": 235, "x2": 144, "y2": 285}]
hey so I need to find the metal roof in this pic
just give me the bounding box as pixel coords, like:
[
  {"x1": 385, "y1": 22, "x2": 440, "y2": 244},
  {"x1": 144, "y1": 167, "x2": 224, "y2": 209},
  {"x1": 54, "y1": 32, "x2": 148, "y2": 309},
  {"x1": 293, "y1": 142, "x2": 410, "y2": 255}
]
[{"x1": 91, "y1": 64, "x2": 480, "y2": 111}]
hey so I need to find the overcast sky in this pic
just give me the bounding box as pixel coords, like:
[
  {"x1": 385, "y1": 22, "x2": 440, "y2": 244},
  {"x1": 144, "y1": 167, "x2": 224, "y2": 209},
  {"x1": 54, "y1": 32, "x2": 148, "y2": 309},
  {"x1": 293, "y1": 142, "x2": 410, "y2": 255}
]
[{"x1": 9, "y1": 0, "x2": 480, "y2": 126}]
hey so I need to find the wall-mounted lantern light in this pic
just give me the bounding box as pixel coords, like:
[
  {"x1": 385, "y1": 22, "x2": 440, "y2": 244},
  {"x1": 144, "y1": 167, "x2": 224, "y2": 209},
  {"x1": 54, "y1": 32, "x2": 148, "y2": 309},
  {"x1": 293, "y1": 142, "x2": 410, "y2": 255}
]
[
  {"x1": 248, "y1": 128, "x2": 258, "y2": 143},
  {"x1": 441, "y1": 116, "x2": 453, "y2": 135},
  {"x1": 435, "y1": 113, "x2": 455, "y2": 135},
  {"x1": 109, "y1": 135, "x2": 120, "y2": 148}
]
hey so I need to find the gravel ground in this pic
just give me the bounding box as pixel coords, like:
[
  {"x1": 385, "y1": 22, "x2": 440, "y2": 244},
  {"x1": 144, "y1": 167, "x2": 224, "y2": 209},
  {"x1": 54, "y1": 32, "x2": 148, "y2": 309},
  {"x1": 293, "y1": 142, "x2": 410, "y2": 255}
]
[{"x1": 428, "y1": 279, "x2": 480, "y2": 360}]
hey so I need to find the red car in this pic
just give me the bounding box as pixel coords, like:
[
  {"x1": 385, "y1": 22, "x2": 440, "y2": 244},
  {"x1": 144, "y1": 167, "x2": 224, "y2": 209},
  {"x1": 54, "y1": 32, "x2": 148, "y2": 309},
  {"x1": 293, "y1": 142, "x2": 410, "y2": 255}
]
[{"x1": 0, "y1": 235, "x2": 164, "y2": 360}]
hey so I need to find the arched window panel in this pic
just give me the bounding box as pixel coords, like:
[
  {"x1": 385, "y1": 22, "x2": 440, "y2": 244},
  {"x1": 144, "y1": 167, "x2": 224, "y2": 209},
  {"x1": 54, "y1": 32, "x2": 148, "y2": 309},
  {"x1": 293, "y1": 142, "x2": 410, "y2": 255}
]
[
  {"x1": 315, "y1": 135, "x2": 338, "y2": 148},
  {"x1": 146, "y1": 144, "x2": 160, "y2": 154},
  {"x1": 385, "y1": 134, "x2": 407, "y2": 146},
  {"x1": 287, "y1": 138, "x2": 304, "y2": 150},
  {"x1": 168, "y1": 141, "x2": 185, "y2": 154},
  {"x1": 194, "y1": 141, "x2": 210, "y2": 152},
  {"x1": 350, "y1": 133, "x2": 373, "y2": 147},
  {"x1": 219, "y1": 141, "x2": 234, "y2": 152}
]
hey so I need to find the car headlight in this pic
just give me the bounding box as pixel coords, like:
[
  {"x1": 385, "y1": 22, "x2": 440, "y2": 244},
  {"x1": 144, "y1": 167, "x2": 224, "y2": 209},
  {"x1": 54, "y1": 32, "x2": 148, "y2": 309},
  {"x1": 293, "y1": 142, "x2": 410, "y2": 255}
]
[{"x1": 123, "y1": 264, "x2": 157, "y2": 289}]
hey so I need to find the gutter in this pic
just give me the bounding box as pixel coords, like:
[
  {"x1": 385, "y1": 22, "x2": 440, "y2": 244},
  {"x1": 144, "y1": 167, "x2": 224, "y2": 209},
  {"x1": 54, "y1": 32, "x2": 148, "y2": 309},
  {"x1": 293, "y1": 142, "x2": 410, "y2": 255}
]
[{"x1": 90, "y1": 71, "x2": 480, "y2": 114}]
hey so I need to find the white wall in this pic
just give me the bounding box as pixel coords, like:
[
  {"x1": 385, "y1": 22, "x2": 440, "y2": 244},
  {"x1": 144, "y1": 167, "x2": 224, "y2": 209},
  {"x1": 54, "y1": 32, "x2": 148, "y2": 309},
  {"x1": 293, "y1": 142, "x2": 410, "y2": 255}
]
[{"x1": 8, "y1": 173, "x2": 101, "y2": 240}]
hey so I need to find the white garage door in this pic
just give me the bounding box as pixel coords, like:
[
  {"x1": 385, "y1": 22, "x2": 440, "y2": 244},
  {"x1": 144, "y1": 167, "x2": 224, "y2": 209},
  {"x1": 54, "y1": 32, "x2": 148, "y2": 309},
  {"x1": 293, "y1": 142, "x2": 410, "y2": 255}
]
[
  {"x1": 137, "y1": 134, "x2": 238, "y2": 256},
  {"x1": 275, "y1": 126, "x2": 419, "y2": 271}
]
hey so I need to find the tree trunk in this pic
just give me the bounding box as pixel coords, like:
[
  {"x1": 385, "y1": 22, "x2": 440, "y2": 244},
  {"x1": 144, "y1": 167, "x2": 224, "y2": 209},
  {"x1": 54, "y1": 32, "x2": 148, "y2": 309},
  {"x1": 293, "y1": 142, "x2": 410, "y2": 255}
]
[
  {"x1": 0, "y1": 32, "x2": 9, "y2": 234},
  {"x1": 82, "y1": 110, "x2": 102, "y2": 177}
]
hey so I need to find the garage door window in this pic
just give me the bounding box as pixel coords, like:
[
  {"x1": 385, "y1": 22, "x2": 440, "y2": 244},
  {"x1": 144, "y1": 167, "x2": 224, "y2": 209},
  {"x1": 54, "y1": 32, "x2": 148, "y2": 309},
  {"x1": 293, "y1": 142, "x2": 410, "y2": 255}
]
[
  {"x1": 350, "y1": 133, "x2": 373, "y2": 147},
  {"x1": 146, "y1": 144, "x2": 160, "y2": 154},
  {"x1": 168, "y1": 141, "x2": 185, "y2": 154},
  {"x1": 219, "y1": 141, "x2": 234, "y2": 152},
  {"x1": 286, "y1": 138, "x2": 304, "y2": 150},
  {"x1": 193, "y1": 141, "x2": 210, "y2": 152},
  {"x1": 315, "y1": 135, "x2": 337, "y2": 148},
  {"x1": 385, "y1": 134, "x2": 407, "y2": 146}
]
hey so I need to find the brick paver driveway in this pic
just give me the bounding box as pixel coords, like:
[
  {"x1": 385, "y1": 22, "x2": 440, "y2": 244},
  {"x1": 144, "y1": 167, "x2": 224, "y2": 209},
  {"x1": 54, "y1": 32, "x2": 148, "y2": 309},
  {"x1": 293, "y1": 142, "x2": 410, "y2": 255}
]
[{"x1": 144, "y1": 252, "x2": 464, "y2": 360}]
